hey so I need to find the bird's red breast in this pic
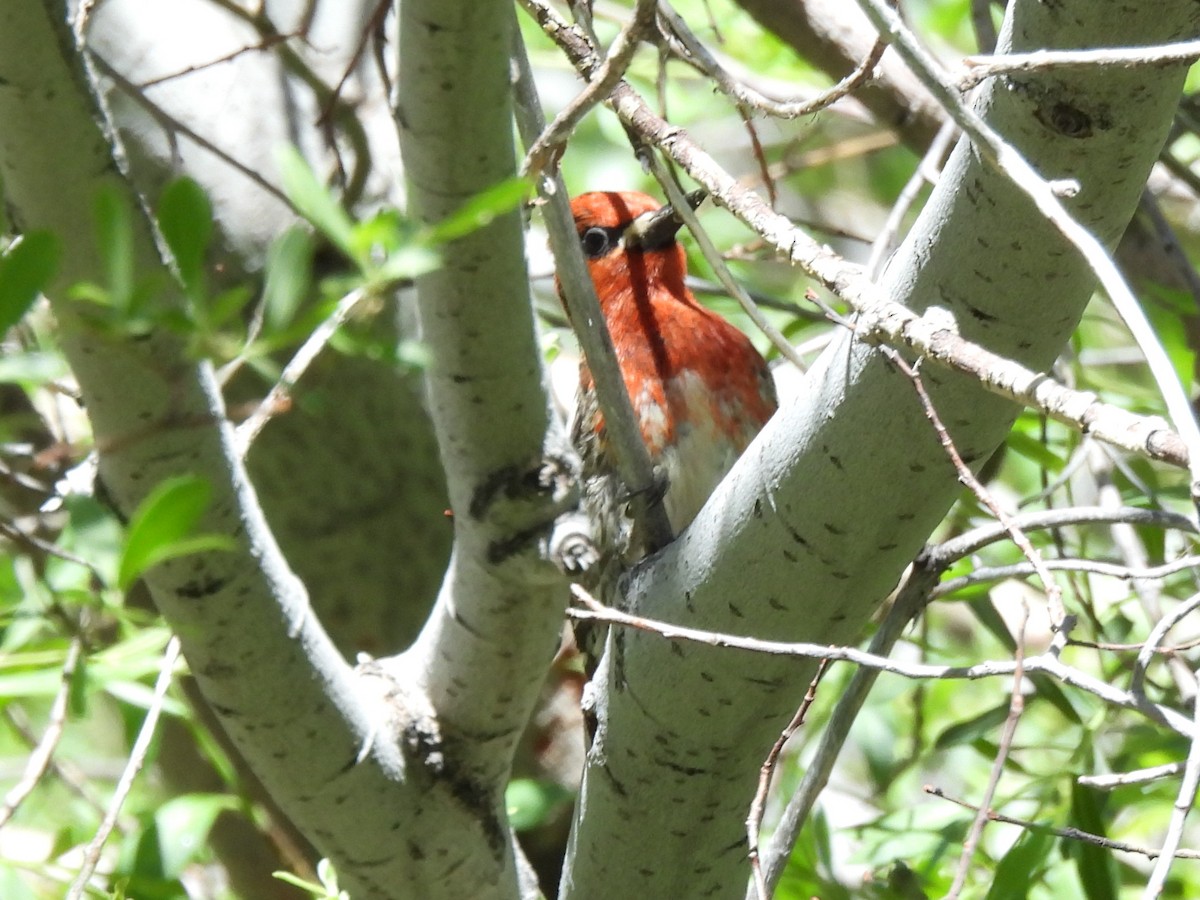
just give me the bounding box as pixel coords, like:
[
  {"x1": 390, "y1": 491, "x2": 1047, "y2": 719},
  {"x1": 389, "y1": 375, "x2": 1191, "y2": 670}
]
[{"x1": 565, "y1": 191, "x2": 777, "y2": 559}]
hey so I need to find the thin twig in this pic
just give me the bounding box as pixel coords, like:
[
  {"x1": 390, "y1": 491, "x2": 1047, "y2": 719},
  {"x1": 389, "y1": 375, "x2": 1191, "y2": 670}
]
[
  {"x1": 522, "y1": 0, "x2": 658, "y2": 178},
  {"x1": 138, "y1": 33, "x2": 296, "y2": 88},
  {"x1": 317, "y1": 0, "x2": 391, "y2": 126},
  {"x1": 927, "y1": 506, "x2": 1198, "y2": 568},
  {"x1": 867, "y1": 120, "x2": 957, "y2": 279},
  {"x1": 746, "y1": 660, "x2": 828, "y2": 900},
  {"x1": 566, "y1": 586, "x2": 1196, "y2": 737},
  {"x1": 233, "y1": 287, "x2": 369, "y2": 455},
  {"x1": 0, "y1": 639, "x2": 83, "y2": 829},
  {"x1": 1133, "y1": 683, "x2": 1198, "y2": 895},
  {"x1": 758, "y1": 575, "x2": 934, "y2": 896},
  {"x1": 890, "y1": 352, "x2": 1069, "y2": 635},
  {"x1": 88, "y1": 55, "x2": 297, "y2": 213},
  {"x1": 961, "y1": 41, "x2": 1200, "y2": 90},
  {"x1": 3, "y1": 705, "x2": 109, "y2": 815},
  {"x1": 1131, "y1": 591, "x2": 1200, "y2": 698},
  {"x1": 1078, "y1": 762, "x2": 1184, "y2": 789},
  {"x1": 927, "y1": 785, "x2": 1200, "y2": 860},
  {"x1": 66, "y1": 636, "x2": 181, "y2": 900},
  {"x1": 647, "y1": 156, "x2": 808, "y2": 371},
  {"x1": 657, "y1": 2, "x2": 886, "y2": 120},
  {"x1": 934, "y1": 555, "x2": 1200, "y2": 599},
  {"x1": 948, "y1": 598, "x2": 1029, "y2": 898}
]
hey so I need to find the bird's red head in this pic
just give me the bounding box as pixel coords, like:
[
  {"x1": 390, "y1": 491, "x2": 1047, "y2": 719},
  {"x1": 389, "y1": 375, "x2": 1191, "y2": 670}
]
[{"x1": 566, "y1": 191, "x2": 698, "y2": 315}]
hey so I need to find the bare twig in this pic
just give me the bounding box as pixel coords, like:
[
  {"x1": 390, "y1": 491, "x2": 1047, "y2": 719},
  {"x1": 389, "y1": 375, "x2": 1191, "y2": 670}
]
[
  {"x1": 1078, "y1": 762, "x2": 1184, "y2": 789},
  {"x1": 1140, "y1": 673, "x2": 1200, "y2": 897},
  {"x1": 948, "y1": 598, "x2": 1028, "y2": 899},
  {"x1": 927, "y1": 785, "x2": 1200, "y2": 860},
  {"x1": 657, "y1": 2, "x2": 886, "y2": 120},
  {"x1": 566, "y1": 586, "x2": 1196, "y2": 737},
  {"x1": 1131, "y1": 591, "x2": 1200, "y2": 698},
  {"x1": 88, "y1": 55, "x2": 297, "y2": 212},
  {"x1": 746, "y1": 660, "x2": 828, "y2": 900},
  {"x1": 138, "y1": 33, "x2": 297, "y2": 88},
  {"x1": 522, "y1": 0, "x2": 658, "y2": 178},
  {"x1": 891, "y1": 352, "x2": 1068, "y2": 634},
  {"x1": 927, "y1": 506, "x2": 1198, "y2": 568},
  {"x1": 757, "y1": 573, "x2": 934, "y2": 896},
  {"x1": 647, "y1": 156, "x2": 808, "y2": 371},
  {"x1": 961, "y1": 41, "x2": 1200, "y2": 89},
  {"x1": 934, "y1": 555, "x2": 1200, "y2": 599},
  {"x1": 867, "y1": 119, "x2": 957, "y2": 278},
  {"x1": 66, "y1": 636, "x2": 181, "y2": 900},
  {"x1": 0, "y1": 639, "x2": 83, "y2": 829},
  {"x1": 233, "y1": 287, "x2": 369, "y2": 455}
]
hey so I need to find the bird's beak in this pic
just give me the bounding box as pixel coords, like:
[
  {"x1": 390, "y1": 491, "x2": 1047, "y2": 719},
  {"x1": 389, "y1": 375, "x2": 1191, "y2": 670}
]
[{"x1": 623, "y1": 189, "x2": 708, "y2": 251}]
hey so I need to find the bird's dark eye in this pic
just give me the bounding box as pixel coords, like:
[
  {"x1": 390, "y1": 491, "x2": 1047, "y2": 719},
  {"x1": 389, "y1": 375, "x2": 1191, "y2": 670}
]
[{"x1": 580, "y1": 226, "x2": 615, "y2": 258}]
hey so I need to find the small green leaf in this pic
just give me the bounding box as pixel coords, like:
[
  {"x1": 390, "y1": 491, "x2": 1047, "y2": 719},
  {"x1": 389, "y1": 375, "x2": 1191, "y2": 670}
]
[
  {"x1": 985, "y1": 827, "x2": 1054, "y2": 900},
  {"x1": 933, "y1": 702, "x2": 1011, "y2": 750},
  {"x1": 277, "y1": 145, "x2": 355, "y2": 257},
  {"x1": 375, "y1": 244, "x2": 441, "y2": 283},
  {"x1": 1006, "y1": 429, "x2": 1065, "y2": 471},
  {"x1": 157, "y1": 177, "x2": 213, "y2": 297},
  {"x1": 263, "y1": 226, "x2": 313, "y2": 330},
  {"x1": 1067, "y1": 783, "x2": 1118, "y2": 900},
  {"x1": 118, "y1": 475, "x2": 234, "y2": 589},
  {"x1": 93, "y1": 183, "x2": 136, "y2": 310},
  {"x1": 154, "y1": 794, "x2": 237, "y2": 877},
  {"x1": 68, "y1": 652, "x2": 88, "y2": 718},
  {"x1": 425, "y1": 177, "x2": 531, "y2": 244},
  {"x1": 0, "y1": 231, "x2": 59, "y2": 331}
]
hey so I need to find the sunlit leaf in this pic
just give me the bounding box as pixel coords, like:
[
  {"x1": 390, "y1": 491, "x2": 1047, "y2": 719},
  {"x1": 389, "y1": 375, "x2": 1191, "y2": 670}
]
[
  {"x1": 0, "y1": 231, "x2": 59, "y2": 331},
  {"x1": 424, "y1": 177, "x2": 531, "y2": 245},
  {"x1": 93, "y1": 183, "x2": 136, "y2": 310},
  {"x1": 263, "y1": 225, "x2": 313, "y2": 329},
  {"x1": 118, "y1": 474, "x2": 235, "y2": 589},
  {"x1": 276, "y1": 145, "x2": 355, "y2": 257},
  {"x1": 157, "y1": 177, "x2": 213, "y2": 298},
  {"x1": 155, "y1": 793, "x2": 238, "y2": 877}
]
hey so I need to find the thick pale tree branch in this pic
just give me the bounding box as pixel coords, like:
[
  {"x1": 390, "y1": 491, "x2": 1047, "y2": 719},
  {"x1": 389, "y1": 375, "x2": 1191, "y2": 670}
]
[{"x1": 390, "y1": 0, "x2": 573, "y2": 895}]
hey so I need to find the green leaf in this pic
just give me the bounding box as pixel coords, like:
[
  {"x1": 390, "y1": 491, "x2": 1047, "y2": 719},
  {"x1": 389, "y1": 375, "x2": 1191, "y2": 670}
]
[
  {"x1": 933, "y1": 702, "x2": 1011, "y2": 750},
  {"x1": 1066, "y1": 783, "x2": 1118, "y2": 900},
  {"x1": 374, "y1": 243, "x2": 441, "y2": 283},
  {"x1": 93, "y1": 183, "x2": 136, "y2": 310},
  {"x1": 263, "y1": 225, "x2": 313, "y2": 330},
  {"x1": 985, "y1": 827, "x2": 1054, "y2": 900},
  {"x1": 154, "y1": 794, "x2": 237, "y2": 877},
  {"x1": 68, "y1": 652, "x2": 88, "y2": 718},
  {"x1": 424, "y1": 177, "x2": 531, "y2": 245},
  {"x1": 117, "y1": 475, "x2": 234, "y2": 589},
  {"x1": 276, "y1": 145, "x2": 355, "y2": 257},
  {"x1": 0, "y1": 231, "x2": 59, "y2": 331},
  {"x1": 157, "y1": 177, "x2": 212, "y2": 298},
  {"x1": 1006, "y1": 429, "x2": 1065, "y2": 472}
]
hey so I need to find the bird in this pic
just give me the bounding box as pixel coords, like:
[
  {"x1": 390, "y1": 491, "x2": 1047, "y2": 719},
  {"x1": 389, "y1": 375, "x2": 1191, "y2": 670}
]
[{"x1": 565, "y1": 189, "x2": 778, "y2": 573}]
